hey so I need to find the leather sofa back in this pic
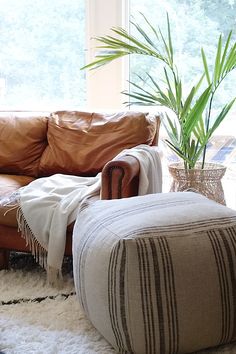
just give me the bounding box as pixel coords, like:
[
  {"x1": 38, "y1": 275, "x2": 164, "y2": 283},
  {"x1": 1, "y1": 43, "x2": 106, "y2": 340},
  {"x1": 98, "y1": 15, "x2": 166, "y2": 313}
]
[
  {"x1": 0, "y1": 113, "x2": 48, "y2": 177},
  {"x1": 0, "y1": 111, "x2": 159, "y2": 178},
  {"x1": 38, "y1": 111, "x2": 158, "y2": 176}
]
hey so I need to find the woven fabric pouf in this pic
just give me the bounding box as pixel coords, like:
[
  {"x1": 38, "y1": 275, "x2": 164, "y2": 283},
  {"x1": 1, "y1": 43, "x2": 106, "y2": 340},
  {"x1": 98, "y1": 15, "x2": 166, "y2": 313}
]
[{"x1": 73, "y1": 192, "x2": 236, "y2": 354}]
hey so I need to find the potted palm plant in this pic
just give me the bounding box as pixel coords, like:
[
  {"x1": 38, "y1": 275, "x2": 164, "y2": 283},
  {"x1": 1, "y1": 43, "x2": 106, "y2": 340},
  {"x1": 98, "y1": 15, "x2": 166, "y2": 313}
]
[{"x1": 82, "y1": 14, "x2": 236, "y2": 204}]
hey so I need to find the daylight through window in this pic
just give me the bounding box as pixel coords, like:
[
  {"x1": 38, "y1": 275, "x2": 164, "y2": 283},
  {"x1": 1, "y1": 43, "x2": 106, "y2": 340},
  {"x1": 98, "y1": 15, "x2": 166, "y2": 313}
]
[
  {"x1": 129, "y1": 0, "x2": 236, "y2": 135},
  {"x1": 0, "y1": 0, "x2": 85, "y2": 110}
]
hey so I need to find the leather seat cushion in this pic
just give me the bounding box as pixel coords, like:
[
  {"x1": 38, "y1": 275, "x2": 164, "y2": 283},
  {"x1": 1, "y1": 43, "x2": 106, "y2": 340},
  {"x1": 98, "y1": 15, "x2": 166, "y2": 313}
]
[
  {"x1": 0, "y1": 174, "x2": 75, "y2": 234},
  {"x1": 0, "y1": 174, "x2": 35, "y2": 227},
  {"x1": 39, "y1": 111, "x2": 158, "y2": 176}
]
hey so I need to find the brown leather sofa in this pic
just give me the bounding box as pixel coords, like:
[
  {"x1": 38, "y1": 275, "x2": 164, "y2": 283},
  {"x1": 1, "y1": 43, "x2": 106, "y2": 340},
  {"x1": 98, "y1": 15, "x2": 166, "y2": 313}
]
[{"x1": 0, "y1": 110, "x2": 160, "y2": 269}]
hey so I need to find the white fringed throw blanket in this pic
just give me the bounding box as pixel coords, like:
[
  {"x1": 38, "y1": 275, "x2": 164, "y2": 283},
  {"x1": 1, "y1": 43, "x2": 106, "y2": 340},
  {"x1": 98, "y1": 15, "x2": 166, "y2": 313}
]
[{"x1": 15, "y1": 145, "x2": 162, "y2": 285}]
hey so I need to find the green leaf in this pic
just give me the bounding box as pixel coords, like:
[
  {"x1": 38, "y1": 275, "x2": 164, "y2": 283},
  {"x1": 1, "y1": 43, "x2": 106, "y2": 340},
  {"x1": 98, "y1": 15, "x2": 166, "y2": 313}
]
[
  {"x1": 80, "y1": 52, "x2": 125, "y2": 70},
  {"x1": 111, "y1": 27, "x2": 156, "y2": 55},
  {"x1": 193, "y1": 99, "x2": 235, "y2": 164},
  {"x1": 195, "y1": 73, "x2": 205, "y2": 93},
  {"x1": 181, "y1": 86, "x2": 195, "y2": 119},
  {"x1": 132, "y1": 72, "x2": 176, "y2": 109},
  {"x1": 209, "y1": 98, "x2": 236, "y2": 137},
  {"x1": 158, "y1": 23, "x2": 173, "y2": 67},
  {"x1": 194, "y1": 116, "x2": 206, "y2": 143},
  {"x1": 184, "y1": 85, "x2": 212, "y2": 136},
  {"x1": 145, "y1": 73, "x2": 172, "y2": 103},
  {"x1": 219, "y1": 31, "x2": 232, "y2": 77},
  {"x1": 223, "y1": 43, "x2": 236, "y2": 73},
  {"x1": 97, "y1": 33, "x2": 152, "y2": 54},
  {"x1": 163, "y1": 68, "x2": 177, "y2": 110},
  {"x1": 164, "y1": 139, "x2": 183, "y2": 156},
  {"x1": 122, "y1": 79, "x2": 174, "y2": 107},
  {"x1": 140, "y1": 12, "x2": 159, "y2": 42},
  {"x1": 128, "y1": 79, "x2": 157, "y2": 97},
  {"x1": 213, "y1": 34, "x2": 222, "y2": 86},
  {"x1": 163, "y1": 113, "x2": 179, "y2": 142},
  {"x1": 130, "y1": 20, "x2": 158, "y2": 51},
  {"x1": 201, "y1": 48, "x2": 211, "y2": 85},
  {"x1": 175, "y1": 80, "x2": 182, "y2": 113},
  {"x1": 122, "y1": 92, "x2": 157, "y2": 105},
  {"x1": 167, "y1": 13, "x2": 174, "y2": 64},
  {"x1": 189, "y1": 139, "x2": 196, "y2": 159},
  {"x1": 225, "y1": 49, "x2": 236, "y2": 73},
  {"x1": 145, "y1": 73, "x2": 163, "y2": 91},
  {"x1": 164, "y1": 139, "x2": 193, "y2": 166}
]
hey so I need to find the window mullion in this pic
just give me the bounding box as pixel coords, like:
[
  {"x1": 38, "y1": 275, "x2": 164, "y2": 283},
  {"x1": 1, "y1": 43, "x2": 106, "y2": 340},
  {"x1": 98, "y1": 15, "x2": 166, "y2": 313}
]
[{"x1": 85, "y1": 0, "x2": 129, "y2": 110}]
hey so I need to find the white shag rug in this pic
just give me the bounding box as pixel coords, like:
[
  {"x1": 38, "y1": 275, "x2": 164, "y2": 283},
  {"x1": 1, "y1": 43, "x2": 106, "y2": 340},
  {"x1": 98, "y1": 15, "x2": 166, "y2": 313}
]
[
  {"x1": 0, "y1": 255, "x2": 116, "y2": 354},
  {"x1": 1, "y1": 254, "x2": 236, "y2": 354}
]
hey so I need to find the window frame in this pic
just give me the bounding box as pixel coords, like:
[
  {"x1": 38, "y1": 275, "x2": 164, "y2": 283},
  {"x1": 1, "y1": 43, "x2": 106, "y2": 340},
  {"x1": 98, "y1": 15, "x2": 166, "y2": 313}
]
[{"x1": 85, "y1": 0, "x2": 129, "y2": 110}]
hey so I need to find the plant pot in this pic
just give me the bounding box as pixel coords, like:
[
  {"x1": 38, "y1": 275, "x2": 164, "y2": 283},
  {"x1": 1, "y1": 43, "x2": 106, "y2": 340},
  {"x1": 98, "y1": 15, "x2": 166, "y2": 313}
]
[{"x1": 168, "y1": 162, "x2": 227, "y2": 205}]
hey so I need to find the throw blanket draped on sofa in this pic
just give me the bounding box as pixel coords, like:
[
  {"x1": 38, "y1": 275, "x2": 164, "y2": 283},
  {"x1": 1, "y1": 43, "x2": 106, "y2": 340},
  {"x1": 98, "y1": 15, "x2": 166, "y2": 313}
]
[{"x1": 14, "y1": 145, "x2": 162, "y2": 285}]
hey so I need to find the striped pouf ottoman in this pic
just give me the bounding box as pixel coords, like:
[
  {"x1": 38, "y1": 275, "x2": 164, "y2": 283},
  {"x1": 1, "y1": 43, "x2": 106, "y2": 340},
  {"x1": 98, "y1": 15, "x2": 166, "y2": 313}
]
[{"x1": 73, "y1": 192, "x2": 236, "y2": 354}]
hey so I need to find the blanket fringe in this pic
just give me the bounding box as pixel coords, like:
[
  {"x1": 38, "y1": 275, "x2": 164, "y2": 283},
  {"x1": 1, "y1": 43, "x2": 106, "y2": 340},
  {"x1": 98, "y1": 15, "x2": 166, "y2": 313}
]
[
  {"x1": 16, "y1": 207, "x2": 48, "y2": 269},
  {"x1": 2, "y1": 190, "x2": 63, "y2": 288},
  {"x1": 1, "y1": 190, "x2": 47, "y2": 267},
  {"x1": 16, "y1": 207, "x2": 62, "y2": 288}
]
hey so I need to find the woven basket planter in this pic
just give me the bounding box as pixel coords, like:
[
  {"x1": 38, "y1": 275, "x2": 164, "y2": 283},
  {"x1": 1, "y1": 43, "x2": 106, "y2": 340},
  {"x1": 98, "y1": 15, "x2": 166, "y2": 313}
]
[{"x1": 168, "y1": 162, "x2": 226, "y2": 205}]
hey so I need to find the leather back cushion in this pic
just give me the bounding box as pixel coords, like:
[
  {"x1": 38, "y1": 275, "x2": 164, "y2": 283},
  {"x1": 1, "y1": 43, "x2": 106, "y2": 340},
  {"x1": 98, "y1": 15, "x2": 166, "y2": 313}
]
[
  {"x1": 0, "y1": 114, "x2": 48, "y2": 177},
  {"x1": 39, "y1": 111, "x2": 158, "y2": 176}
]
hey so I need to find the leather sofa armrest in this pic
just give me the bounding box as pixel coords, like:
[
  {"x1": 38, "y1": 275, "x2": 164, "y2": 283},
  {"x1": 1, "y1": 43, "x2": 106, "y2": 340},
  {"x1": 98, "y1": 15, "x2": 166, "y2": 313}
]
[{"x1": 101, "y1": 155, "x2": 140, "y2": 200}]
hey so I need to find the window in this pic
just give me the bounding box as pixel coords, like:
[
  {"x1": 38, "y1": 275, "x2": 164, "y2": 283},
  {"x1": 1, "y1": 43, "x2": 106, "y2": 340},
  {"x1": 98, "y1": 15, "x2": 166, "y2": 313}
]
[
  {"x1": 0, "y1": 0, "x2": 128, "y2": 110},
  {"x1": 129, "y1": 1, "x2": 236, "y2": 207},
  {"x1": 0, "y1": 0, "x2": 85, "y2": 110},
  {"x1": 129, "y1": 0, "x2": 236, "y2": 126},
  {"x1": 129, "y1": 1, "x2": 236, "y2": 161}
]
